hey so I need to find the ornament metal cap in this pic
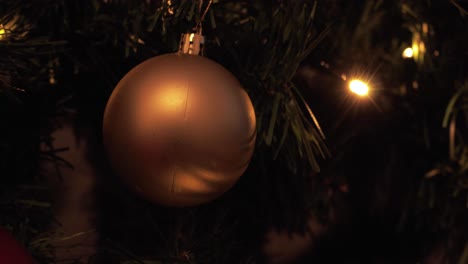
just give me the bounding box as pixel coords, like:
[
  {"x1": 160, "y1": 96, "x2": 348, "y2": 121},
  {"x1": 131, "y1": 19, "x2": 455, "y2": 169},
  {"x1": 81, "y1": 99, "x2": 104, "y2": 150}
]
[{"x1": 178, "y1": 32, "x2": 205, "y2": 55}]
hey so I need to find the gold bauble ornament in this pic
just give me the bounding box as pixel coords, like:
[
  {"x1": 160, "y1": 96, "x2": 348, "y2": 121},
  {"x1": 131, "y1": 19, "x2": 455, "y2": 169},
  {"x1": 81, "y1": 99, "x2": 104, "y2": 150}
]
[{"x1": 103, "y1": 33, "x2": 256, "y2": 207}]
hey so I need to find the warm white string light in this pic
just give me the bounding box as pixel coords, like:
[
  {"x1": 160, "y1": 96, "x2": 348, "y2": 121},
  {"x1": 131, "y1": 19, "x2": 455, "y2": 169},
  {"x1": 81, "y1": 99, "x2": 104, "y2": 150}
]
[
  {"x1": 349, "y1": 79, "x2": 370, "y2": 96},
  {"x1": 402, "y1": 47, "x2": 414, "y2": 58}
]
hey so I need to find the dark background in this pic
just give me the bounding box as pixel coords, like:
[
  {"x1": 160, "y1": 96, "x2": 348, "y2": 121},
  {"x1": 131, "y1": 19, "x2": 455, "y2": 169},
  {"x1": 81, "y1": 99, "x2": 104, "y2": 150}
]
[{"x1": 0, "y1": 0, "x2": 467, "y2": 263}]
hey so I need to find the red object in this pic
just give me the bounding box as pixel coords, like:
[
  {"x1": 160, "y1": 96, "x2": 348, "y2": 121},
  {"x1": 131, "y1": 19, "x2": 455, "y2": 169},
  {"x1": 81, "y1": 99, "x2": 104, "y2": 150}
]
[{"x1": 0, "y1": 227, "x2": 35, "y2": 264}]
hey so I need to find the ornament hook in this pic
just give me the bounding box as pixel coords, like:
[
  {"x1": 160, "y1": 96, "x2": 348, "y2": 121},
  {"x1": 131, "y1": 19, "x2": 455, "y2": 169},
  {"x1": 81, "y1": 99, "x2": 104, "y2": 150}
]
[
  {"x1": 178, "y1": 0, "x2": 212, "y2": 55},
  {"x1": 194, "y1": 0, "x2": 213, "y2": 34}
]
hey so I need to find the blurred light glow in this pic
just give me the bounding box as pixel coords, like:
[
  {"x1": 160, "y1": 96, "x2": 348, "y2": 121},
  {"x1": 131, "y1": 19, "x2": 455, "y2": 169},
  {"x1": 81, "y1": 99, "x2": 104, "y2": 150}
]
[
  {"x1": 419, "y1": 42, "x2": 426, "y2": 53},
  {"x1": 0, "y1": 28, "x2": 5, "y2": 39},
  {"x1": 349, "y1": 79, "x2": 369, "y2": 96},
  {"x1": 402, "y1": 47, "x2": 413, "y2": 58},
  {"x1": 422, "y1": 23, "x2": 429, "y2": 34}
]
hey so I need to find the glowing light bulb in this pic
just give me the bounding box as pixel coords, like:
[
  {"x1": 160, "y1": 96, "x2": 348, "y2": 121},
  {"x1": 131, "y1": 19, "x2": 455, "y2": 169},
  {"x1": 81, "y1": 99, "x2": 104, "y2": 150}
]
[
  {"x1": 349, "y1": 79, "x2": 369, "y2": 96},
  {"x1": 0, "y1": 28, "x2": 6, "y2": 40},
  {"x1": 402, "y1": 47, "x2": 413, "y2": 58}
]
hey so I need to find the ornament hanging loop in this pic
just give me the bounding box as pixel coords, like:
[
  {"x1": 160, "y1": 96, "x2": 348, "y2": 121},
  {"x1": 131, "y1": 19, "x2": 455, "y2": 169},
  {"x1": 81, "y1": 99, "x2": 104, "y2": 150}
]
[
  {"x1": 194, "y1": 0, "x2": 213, "y2": 34},
  {"x1": 178, "y1": 0, "x2": 212, "y2": 55}
]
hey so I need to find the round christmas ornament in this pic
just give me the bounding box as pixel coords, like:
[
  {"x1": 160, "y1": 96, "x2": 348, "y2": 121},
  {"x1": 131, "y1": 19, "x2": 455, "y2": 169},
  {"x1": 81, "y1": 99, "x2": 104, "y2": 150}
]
[
  {"x1": 103, "y1": 33, "x2": 256, "y2": 207},
  {"x1": 0, "y1": 227, "x2": 35, "y2": 264}
]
